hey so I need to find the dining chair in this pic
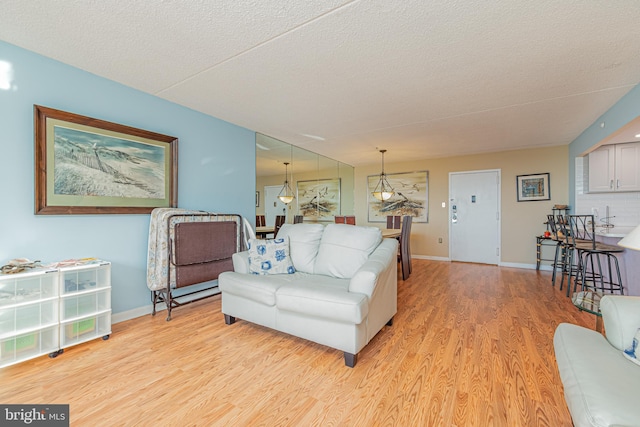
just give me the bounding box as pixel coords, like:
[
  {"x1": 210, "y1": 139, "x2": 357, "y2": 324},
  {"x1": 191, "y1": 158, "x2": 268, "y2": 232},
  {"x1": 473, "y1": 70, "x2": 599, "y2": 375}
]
[
  {"x1": 400, "y1": 215, "x2": 412, "y2": 280},
  {"x1": 386, "y1": 215, "x2": 401, "y2": 229},
  {"x1": 274, "y1": 215, "x2": 286, "y2": 236},
  {"x1": 256, "y1": 215, "x2": 266, "y2": 227},
  {"x1": 335, "y1": 215, "x2": 356, "y2": 225},
  {"x1": 293, "y1": 215, "x2": 304, "y2": 224}
]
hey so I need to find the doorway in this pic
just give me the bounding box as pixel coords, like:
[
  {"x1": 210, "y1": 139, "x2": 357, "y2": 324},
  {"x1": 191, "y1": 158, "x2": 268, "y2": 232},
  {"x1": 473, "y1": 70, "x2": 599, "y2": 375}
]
[
  {"x1": 264, "y1": 185, "x2": 288, "y2": 226},
  {"x1": 449, "y1": 170, "x2": 501, "y2": 264}
]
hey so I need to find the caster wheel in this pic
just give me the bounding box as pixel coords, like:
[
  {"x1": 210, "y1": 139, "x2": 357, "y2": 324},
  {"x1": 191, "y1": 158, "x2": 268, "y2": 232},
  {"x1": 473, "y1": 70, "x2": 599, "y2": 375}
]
[
  {"x1": 102, "y1": 335, "x2": 110, "y2": 340},
  {"x1": 48, "y1": 349, "x2": 63, "y2": 358}
]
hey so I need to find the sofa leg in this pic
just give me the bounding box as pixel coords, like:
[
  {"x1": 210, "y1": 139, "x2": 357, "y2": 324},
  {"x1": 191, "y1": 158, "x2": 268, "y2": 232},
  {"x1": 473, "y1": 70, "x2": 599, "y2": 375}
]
[
  {"x1": 224, "y1": 314, "x2": 236, "y2": 325},
  {"x1": 344, "y1": 352, "x2": 358, "y2": 368},
  {"x1": 386, "y1": 317, "x2": 394, "y2": 327}
]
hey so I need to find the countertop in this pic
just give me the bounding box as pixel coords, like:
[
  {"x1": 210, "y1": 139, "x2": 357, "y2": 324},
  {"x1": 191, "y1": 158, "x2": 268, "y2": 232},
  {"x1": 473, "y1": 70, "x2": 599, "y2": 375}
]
[{"x1": 595, "y1": 226, "x2": 637, "y2": 238}]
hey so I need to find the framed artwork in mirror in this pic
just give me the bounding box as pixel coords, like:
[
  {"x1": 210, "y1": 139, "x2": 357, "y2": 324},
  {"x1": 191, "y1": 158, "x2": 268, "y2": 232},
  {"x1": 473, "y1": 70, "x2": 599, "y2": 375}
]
[
  {"x1": 297, "y1": 178, "x2": 340, "y2": 221},
  {"x1": 34, "y1": 105, "x2": 178, "y2": 214}
]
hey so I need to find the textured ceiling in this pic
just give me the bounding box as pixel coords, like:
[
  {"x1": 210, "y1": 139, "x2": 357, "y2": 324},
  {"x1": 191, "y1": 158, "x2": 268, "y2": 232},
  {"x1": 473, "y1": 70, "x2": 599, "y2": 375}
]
[{"x1": 2, "y1": 0, "x2": 640, "y2": 168}]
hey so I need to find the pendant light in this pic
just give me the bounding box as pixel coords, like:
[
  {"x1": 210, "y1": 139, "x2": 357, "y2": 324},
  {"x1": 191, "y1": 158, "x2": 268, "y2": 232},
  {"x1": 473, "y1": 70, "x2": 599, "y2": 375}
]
[
  {"x1": 372, "y1": 149, "x2": 394, "y2": 201},
  {"x1": 278, "y1": 162, "x2": 294, "y2": 204}
]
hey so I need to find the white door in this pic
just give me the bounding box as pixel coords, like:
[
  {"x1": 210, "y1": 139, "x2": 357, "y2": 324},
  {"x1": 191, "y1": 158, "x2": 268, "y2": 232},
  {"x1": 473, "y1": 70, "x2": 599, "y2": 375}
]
[
  {"x1": 449, "y1": 170, "x2": 500, "y2": 264},
  {"x1": 264, "y1": 185, "x2": 288, "y2": 226}
]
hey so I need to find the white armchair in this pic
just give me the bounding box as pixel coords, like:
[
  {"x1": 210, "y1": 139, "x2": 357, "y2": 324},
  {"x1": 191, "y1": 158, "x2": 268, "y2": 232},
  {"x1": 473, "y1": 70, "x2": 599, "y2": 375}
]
[{"x1": 554, "y1": 295, "x2": 640, "y2": 427}]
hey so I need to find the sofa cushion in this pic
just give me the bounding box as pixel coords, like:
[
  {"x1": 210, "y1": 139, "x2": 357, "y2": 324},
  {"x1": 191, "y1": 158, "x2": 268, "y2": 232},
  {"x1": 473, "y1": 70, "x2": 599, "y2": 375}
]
[
  {"x1": 276, "y1": 283, "x2": 368, "y2": 324},
  {"x1": 218, "y1": 271, "x2": 284, "y2": 306},
  {"x1": 276, "y1": 223, "x2": 325, "y2": 274},
  {"x1": 314, "y1": 224, "x2": 382, "y2": 279},
  {"x1": 248, "y1": 237, "x2": 295, "y2": 275}
]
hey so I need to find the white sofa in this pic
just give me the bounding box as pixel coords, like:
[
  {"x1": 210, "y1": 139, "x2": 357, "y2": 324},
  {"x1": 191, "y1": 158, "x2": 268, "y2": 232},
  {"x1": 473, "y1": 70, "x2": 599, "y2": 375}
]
[
  {"x1": 553, "y1": 295, "x2": 640, "y2": 427},
  {"x1": 218, "y1": 223, "x2": 398, "y2": 367}
]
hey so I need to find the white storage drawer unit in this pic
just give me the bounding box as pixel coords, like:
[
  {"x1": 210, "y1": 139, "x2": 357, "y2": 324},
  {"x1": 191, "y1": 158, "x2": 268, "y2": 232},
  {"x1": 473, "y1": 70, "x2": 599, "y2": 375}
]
[
  {"x1": 61, "y1": 312, "x2": 111, "y2": 348},
  {"x1": 58, "y1": 262, "x2": 112, "y2": 352},
  {"x1": 0, "y1": 269, "x2": 59, "y2": 368},
  {"x1": 0, "y1": 261, "x2": 111, "y2": 368}
]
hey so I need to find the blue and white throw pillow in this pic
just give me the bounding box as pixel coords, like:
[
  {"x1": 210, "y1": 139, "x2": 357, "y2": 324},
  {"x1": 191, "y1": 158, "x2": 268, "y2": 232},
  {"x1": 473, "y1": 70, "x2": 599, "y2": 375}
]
[
  {"x1": 248, "y1": 237, "x2": 296, "y2": 275},
  {"x1": 623, "y1": 327, "x2": 640, "y2": 366}
]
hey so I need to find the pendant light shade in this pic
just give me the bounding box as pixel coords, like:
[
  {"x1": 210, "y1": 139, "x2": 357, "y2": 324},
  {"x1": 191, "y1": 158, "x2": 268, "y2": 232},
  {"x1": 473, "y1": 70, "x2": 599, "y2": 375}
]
[
  {"x1": 372, "y1": 149, "x2": 394, "y2": 201},
  {"x1": 278, "y1": 162, "x2": 295, "y2": 204}
]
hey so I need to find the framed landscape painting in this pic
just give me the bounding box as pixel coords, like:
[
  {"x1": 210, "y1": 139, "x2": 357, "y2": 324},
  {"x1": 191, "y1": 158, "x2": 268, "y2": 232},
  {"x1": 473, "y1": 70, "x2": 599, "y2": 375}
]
[
  {"x1": 34, "y1": 105, "x2": 178, "y2": 214},
  {"x1": 297, "y1": 178, "x2": 340, "y2": 221},
  {"x1": 367, "y1": 170, "x2": 428, "y2": 222}
]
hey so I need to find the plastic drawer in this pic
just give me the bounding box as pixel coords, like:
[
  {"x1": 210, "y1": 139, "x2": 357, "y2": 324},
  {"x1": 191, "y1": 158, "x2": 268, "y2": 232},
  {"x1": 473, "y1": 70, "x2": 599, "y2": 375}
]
[
  {"x1": 0, "y1": 299, "x2": 58, "y2": 335},
  {"x1": 60, "y1": 264, "x2": 110, "y2": 296},
  {"x1": 60, "y1": 311, "x2": 111, "y2": 348},
  {"x1": 0, "y1": 271, "x2": 58, "y2": 307},
  {"x1": 0, "y1": 325, "x2": 58, "y2": 368},
  {"x1": 60, "y1": 289, "x2": 110, "y2": 321}
]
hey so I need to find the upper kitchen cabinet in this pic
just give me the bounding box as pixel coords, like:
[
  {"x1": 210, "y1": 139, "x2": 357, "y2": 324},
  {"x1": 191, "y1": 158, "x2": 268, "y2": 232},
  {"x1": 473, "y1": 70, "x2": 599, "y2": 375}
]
[{"x1": 588, "y1": 142, "x2": 640, "y2": 192}]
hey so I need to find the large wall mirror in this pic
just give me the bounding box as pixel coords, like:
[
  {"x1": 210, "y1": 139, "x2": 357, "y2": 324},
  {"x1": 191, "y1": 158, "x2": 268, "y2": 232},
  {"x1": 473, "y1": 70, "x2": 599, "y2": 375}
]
[{"x1": 256, "y1": 133, "x2": 354, "y2": 225}]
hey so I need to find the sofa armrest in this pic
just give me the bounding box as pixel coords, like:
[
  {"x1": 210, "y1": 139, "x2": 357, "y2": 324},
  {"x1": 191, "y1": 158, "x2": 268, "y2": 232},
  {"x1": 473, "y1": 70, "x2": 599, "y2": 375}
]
[
  {"x1": 600, "y1": 295, "x2": 640, "y2": 351},
  {"x1": 232, "y1": 251, "x2": 250, "y2": 274},
  {"x1": 349, "y1": 238, "x2": 398, "y2": 297}
]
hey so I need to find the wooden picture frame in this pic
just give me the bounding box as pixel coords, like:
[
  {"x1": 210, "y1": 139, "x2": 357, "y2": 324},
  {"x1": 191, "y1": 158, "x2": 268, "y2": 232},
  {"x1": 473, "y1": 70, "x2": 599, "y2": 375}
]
[
  {"x1": 34, "y1": 105, "x2": 178, "y2": 214},
  {"x1": 516, "y1": 173, "x2": 550, "y2": 202}
]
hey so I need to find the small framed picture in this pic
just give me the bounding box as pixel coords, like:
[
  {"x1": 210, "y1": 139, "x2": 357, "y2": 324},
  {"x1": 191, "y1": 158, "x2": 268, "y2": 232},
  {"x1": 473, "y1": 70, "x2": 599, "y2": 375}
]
[
  {"x1": 255, "y1": 191, "x2": 260, "y2": 207},
  {"x1": 516, "y1": 173, "x2": 550, "y2": 202}
]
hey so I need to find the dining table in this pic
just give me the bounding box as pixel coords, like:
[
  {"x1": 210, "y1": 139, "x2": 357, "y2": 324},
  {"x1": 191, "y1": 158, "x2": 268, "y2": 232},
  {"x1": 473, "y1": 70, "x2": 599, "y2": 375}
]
[
  {"x1": 382, "y1": 228, "x2": 401, "y2": 239},
  {"x1": 255, "y1": 226, "x2": 275, "y2": 238}
]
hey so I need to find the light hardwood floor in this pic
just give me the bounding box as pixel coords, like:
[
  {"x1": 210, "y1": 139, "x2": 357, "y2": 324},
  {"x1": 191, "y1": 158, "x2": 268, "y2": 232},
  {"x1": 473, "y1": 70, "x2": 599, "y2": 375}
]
[{"x1": 0, "y1": 260, "x2": 594, "y2": 426}]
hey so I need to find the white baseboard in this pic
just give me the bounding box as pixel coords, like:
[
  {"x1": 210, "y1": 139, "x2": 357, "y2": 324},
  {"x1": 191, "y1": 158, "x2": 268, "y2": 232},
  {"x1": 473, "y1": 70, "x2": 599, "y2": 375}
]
[
  {"x1": 499, "y1": 262, "x2": 553, "y2": 271},
  {"x1": 111, "y1": 287, "x2": 220, "y2": 324},
  {"x1": 112, "y1": 304, "x2": 161, "y2": 324},
  {"x1": 411, "y1": 254, "x2": 451, "y2": 262}
]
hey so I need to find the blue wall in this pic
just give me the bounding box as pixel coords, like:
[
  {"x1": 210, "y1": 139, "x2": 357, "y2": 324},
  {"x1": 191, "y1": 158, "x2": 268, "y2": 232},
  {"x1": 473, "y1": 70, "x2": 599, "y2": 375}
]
[
  {"x1": 0, "y1": 41, "x2": 255, "y2": 316},
  {"x1": 569, "y1": 84, "x2": 640, "y2": 205}
]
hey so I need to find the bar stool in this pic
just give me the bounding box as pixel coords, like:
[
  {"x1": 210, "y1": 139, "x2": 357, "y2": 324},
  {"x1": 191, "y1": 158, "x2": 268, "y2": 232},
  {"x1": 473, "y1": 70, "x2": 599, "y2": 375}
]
[
  {"x1": 556, "y1": 214, "x2": 584, "y2": 294},
  {"x1": 546, "y1": 214, "x2": 568, "y2": 287},
  {"x1": 572, "y1": 246, "x2": 625, "y2": 332},
  {"x1": 566, "y1": 215, "x2": 624, "y2": 295}
]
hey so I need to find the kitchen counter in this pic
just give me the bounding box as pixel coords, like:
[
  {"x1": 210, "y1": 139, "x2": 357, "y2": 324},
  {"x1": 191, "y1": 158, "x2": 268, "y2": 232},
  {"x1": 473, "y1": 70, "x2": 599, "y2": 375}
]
[
  {"x1": 595, "y1": 226, "x2": 637, "y2": 238},
  {"x1": 594, "y1": 228, "x2": 639, "y2": 296}
]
